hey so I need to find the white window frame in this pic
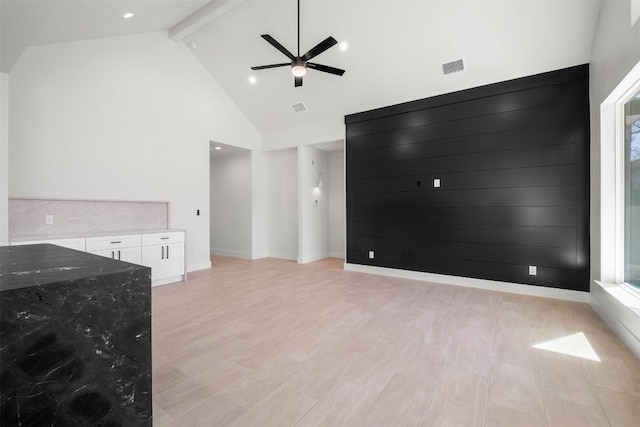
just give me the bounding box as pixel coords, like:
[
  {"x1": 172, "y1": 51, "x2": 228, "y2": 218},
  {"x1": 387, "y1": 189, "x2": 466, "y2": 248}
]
[
  {"x1": 619, "y1": 86, "x2": 640, "y2": 295},
  {"x1": 598, "y1": 59, "x2": 640, "y2": 312}
]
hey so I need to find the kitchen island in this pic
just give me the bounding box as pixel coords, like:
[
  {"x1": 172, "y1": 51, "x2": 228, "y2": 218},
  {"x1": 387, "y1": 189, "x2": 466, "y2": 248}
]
[{"x1": 0, "y1": 244, "x2": 152, "y2": 426}]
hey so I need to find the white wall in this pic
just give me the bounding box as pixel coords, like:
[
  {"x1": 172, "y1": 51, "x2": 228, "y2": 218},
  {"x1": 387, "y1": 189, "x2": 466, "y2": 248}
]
[
  {"x1": 298, "y1": 146, "x2": 329, "y2": 263},
  {"x1": 0, "y1": 73, "x2": 8, "y2": 245},
  {"x1": 8, "y1": 32, "x2": 260, "y2": 272},
  {"x1": 262, "y1": 117, "x2": 344, "y2": 152},
  {"x1": 328, "y1": 150, "x2": 345, "y2": 258},
  {"x1": 590, "y1": 0, "x2": 640, "y2": 358},
  {"x1": 267, "y1": 148, "x2": 298, "y2": 260},
  {"x1": 251, "y1": 149, "x2": 269, "y2": 259},
  {"x1": 210, "y1": 150, "x2": 252, "y2": 259}
]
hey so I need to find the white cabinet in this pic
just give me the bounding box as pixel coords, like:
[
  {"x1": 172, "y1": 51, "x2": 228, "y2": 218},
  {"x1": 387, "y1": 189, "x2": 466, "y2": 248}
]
[
  {"x1": 86, "y1": 234, "x2": 142, "y2": 264},
  {"x1": 10, "y1": 230, "x2": 186, "y2": 286},
  {"x1": 141, "y1": 231, "x2": 185, "y2": 285},
  {"x1": 10, "y1": 237, "x2": 86, "y2": 252}
]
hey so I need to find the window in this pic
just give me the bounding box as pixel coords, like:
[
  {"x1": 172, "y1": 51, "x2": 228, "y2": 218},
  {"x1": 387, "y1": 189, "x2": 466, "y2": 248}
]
[{"x1": 625, "y1": 89, "x2": 640, "y2": 291}]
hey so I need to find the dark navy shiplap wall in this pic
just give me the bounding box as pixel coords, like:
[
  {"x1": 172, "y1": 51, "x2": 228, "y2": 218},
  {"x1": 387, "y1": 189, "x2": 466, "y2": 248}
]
[{"x1": 345, "y1": 65, "x2": 590, "y2": 292}]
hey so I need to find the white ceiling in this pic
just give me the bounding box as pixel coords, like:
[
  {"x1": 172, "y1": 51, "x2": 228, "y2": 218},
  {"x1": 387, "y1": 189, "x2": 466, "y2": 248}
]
[
  {"x1": 0, "y1": 0, "x2": 210, "y2": 73},
  {"x1": 1, "y1": 0, "x2": 603, "y2": 135}
]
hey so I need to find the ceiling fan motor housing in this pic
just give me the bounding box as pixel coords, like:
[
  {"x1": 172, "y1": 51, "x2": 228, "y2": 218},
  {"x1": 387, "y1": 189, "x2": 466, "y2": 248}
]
[{"x1": 291, "y1": 58, "x2": 307, "y2": 77}]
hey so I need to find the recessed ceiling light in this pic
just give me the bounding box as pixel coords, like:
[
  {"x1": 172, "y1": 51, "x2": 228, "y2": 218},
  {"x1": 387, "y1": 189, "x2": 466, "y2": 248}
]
[
  {"x1": 249, "y1": 76, "x2": 257, "y2": 85},
  {"x1": 214, "y1": 146, "x2": 222, "y2": 150},
  {"x1": 338, "y1": 42, "x2": 348, "y2": 52},
  {"x1": 123, "y1": 12, "x2": 134, "y2": 19}
]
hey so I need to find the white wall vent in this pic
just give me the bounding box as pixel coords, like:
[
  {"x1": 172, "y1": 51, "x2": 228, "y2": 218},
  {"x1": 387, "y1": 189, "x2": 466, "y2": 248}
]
[
  {"x1": 292, "y1": 102, "x2": 307, "y2": 113},
  {"x1": 441, "y1": 59, "x2": 465, "y2": 76}
]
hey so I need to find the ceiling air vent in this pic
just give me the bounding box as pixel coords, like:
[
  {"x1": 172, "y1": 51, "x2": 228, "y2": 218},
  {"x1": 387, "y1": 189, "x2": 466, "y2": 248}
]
[
  {"x1": 441, "y1": 58, "x2": 465, "y2": 76},
  {"x1": 292, "y1": 102, "x2": 307, "y2": 113}
]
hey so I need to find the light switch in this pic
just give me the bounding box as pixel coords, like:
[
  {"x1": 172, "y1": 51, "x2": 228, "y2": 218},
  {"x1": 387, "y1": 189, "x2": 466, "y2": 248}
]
[
  {"x1": 45, "y1": 215, "x2": 54, "y2": 225},
  {"x1": 433, "y1": 178, "x2": 441, "y2": 188},
  {"x1": 369, "y1": 251, "x2": 375, "y2": 259},
  {"x1": 529, "y1": 265, "x2": 537, "y2": 275}
]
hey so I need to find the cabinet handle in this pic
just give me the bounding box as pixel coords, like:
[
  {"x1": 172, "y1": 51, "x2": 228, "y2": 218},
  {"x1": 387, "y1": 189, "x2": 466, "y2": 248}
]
[
  {"x1": 161, "y1": 237, "x2": 170, "y2": 240},
  {"x1": 111, "y1": 241, "x2": 121, "y2": 244},
  {"x1": 118, "y1": 250, "x2": 121, "y2": 260},
  {"x1": 111, "y1": 251, "x2": 115, "y2": 258},
  {"x1": 166, "y1": 245, "x2": 169, "y2": 259},
  {"x1": 161, "y1": 246, "x2": 164, "y2": 259}
]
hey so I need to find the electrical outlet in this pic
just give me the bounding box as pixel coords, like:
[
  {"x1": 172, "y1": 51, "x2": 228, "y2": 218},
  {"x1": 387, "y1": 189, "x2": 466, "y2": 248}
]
[
  {"x1": 529, "y1": 265, "x2": 537, "y2": 275},
  {"x1": 369, "y1": 251, "x2": 375, "y2": 259},
  {"x1": 45, "y1": 215, "x2": 54, "y2": 225}
]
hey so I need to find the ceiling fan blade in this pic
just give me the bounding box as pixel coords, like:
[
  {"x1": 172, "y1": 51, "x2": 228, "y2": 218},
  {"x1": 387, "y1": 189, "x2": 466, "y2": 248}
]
[
  {"x1": 251, "y1": 63, "x2": 290, "y2": 70},
  {"x1": 295, "y1": 76, "x2": 303, "y2": 87},
  {"x1": 306, "y1": 62, "x2": 345, "y2": 76},
  {"x1": 261, "y1": 34, "x2": 296, "y2": 60},
  {"x1": 301, "y1": 36, "x2": 337, "y2": 61}
]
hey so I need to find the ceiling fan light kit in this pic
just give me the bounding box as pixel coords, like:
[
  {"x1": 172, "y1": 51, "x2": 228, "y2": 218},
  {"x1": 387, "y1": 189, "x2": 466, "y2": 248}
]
[
  {"x1": 251, "y1": 0, "x2": 345, "y2": 87},
  {"x1": 291, "y1": 59, "x2": 307, "y2": 77}
]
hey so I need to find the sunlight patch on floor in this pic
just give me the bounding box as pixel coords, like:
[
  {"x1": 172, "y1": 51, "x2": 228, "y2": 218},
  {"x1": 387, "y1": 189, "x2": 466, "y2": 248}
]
[{"x1": 533, "y1": 332, "x2": 601, "y2": 362}]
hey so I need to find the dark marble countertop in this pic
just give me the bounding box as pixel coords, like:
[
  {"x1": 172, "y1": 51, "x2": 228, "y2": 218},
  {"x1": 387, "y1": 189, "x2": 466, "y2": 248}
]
[{"x1": 0, "y1": 244, "x2": 145, "y2": 292}]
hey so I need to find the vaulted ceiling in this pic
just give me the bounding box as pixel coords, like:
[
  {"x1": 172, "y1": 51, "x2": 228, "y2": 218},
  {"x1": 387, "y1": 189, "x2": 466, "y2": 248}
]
[{"x1": 1, "y1": 0, "x2": 602, "y2": 134}]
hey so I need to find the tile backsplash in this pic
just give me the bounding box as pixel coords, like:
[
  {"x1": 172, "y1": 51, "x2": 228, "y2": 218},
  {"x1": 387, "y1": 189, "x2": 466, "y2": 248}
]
[{"x1": 9, "y1": 198, "x2": 168, "y2": 239}]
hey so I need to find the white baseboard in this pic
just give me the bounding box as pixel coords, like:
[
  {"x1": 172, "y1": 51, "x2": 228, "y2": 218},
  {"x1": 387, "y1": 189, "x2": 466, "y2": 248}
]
[
  {"x1": 343, "y1": 263, "x2": 589, "y2": 303},
  {"x1": 211, "y1": 248, "x2": 252, "y2": 260},
  {"x1": 152, "y1": 275, "x2": 185, "y2": 287},
  {"x1": 591, "y1": 281, "x2": 640, "y2": 359},
  {"x1": 329, "y1": 251, "x2": 345, "y2": 259},
  {"x1": 298, "y1": 252, "x2": 329, "y2": 264},
  {"x1": 268, "y1": 251, "x2": 298, "y2": 261}
]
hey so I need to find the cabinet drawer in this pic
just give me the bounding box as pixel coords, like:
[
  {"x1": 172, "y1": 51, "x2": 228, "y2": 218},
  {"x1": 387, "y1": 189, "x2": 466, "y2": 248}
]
[
  {"x1": 86, "y1": 234, "x2": 141, "y2": 251},
  {"x1": 89, "y1": 247, "x2": 142, "y2": 265},
  {"x1": 142, "y1": 231, "x2": 185, "y2": 246}
]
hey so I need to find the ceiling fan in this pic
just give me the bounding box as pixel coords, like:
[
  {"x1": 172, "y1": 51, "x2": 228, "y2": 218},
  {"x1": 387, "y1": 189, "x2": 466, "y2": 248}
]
[{"x1": 250, "y1": 0, "x2": 345, "y2": 87}]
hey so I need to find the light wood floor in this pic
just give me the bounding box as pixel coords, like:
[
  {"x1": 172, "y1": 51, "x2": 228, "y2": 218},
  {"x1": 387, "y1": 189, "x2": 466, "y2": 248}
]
[{"x1": 152, "y1": 256, "x2": 640, "y2": 427}]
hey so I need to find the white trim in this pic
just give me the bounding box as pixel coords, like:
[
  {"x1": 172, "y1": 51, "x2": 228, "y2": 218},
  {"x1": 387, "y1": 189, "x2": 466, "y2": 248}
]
[
  {"x1": 297, "y1": 252, "x2": 329, "y2": 264},
  {"x1": 595, "y1": 59, "x2": 640, "y2": 359},
  {"x1": 168, "y1": 0, "x2": 246, "y2": 41},
  {"x1": 615, "y1": 75, "x2": 640, "y2": 284},
  {"x1": 210, "y1": 248, "x2": 252, "y2": 259},
  {"x1": 592, "y1": 281, "x2": 640, "y2": 359},
  {"x1": 268, "y1": 251, "x2": 298, "y2": 261},
  {"x1": 595, "y1": 281, "x2": 640, "y2": 316},
  {"x1": 599, "y1": 62, "x2": 640, "y2": 285},
  {"x1": 152, "y1": 275, "x2": 186, "y2": 287},
  {"x1": 344, "y1": 263, "x2": 589, "y2": 303}
]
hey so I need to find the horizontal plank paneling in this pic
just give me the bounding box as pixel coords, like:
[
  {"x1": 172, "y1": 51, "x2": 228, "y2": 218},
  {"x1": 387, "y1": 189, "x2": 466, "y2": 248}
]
[
  {"x1": 348, "y1": 237, "x2": 575, "y2": 269},
  {"x1": 351, "y1": 205, "x2": 578, "y2": 228},
  {"x1": 352, "y1": 186, "x2": 576, "y2": 208},
  {"x1": 345, "y1": 64, "x2": 590, "y2": 292},
  {"x1": 347, "y1": 80, "x2": 586, "y2": 138},
  {"x1": 350, "y1": 124, "x2": 578, "y2": 165},
  {"x1": 346, "y1": 249, "x2": 581, "y2": 290},
  {"x1": 352, "y1": 165, "x2": 577, "y2": 193},
  {"x1": 348, "y1": 102, "x2": 583, "y2": 150},
  {"x1": 351, "y1": 144, "x2": 576, "y2": 179},
  {"x1": 349, "y1": 223, "x2": 576, "y2": 249}
]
